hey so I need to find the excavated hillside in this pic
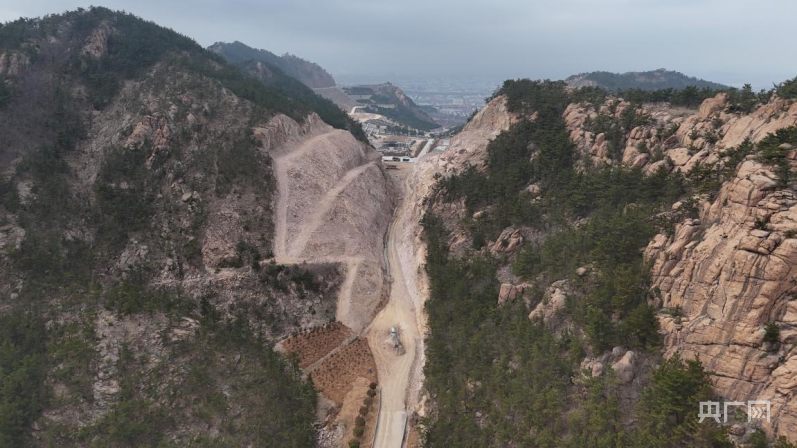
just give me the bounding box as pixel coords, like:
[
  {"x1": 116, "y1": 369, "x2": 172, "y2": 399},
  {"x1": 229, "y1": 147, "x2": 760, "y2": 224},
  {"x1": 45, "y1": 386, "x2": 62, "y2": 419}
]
[
  {"x1": 255, "y1": 112, "x2": 393, "y2": 332},
  {"x1": 398, "y1": 94, "x2": 518, "y2": 326},
  {"x1": 346, "y1": 83, "x2": 440, "y2": 131},
  {"x1": 255, "y1": 111, "x2": 394, "y2": 448},
  {"x1": 372, "y1": 96, "x2": 517, "y2": 445}
]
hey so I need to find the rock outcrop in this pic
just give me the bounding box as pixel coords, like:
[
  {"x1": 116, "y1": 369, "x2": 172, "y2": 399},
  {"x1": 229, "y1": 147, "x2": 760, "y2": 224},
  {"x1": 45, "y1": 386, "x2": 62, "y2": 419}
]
[
  {"x1": 0, "y1": 51, "x2": 30, "y2": 77},
  {"x1": 491, "y1": 228, "x2": 524, "y2": 256},
  {"x1": 564, "y1": 99, "x2": 694, "y2": 168},
  {"x1": 563, "y1": 93, "x2": 797, "y2": 205},
  {"x1": 521, "y1": 91, "x2": 797, "y2": 440},
  {"x1": 498, "y1": 282, "x2": 532, "y2": 307},
  {"x1": 645, "y1": 118, "x2": 797, "y2": 439},
  {"x1": 611, "y1": 351, "x2": 637, "y2": 384},
  {"x1": 580, "y1": 347, "x2": 638, "y2": 384},
  {"x1": 82, "y1": 22, "x2": 111, "y2": 58},
  {"x1": 528, "y1": 280, "x2": 570, "y2": 323},
  {"x1": 411, "y1": 84, "x2": 797, "y2": 442}
]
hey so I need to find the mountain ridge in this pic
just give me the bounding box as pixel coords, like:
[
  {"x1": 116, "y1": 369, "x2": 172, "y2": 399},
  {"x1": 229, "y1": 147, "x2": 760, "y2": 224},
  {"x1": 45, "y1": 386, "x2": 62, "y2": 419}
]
[
  {"x1": 567, "y1": 68, "x2": 729, "y2": 91},
  {"x1": 208, "y1": 40, "x2": 366, "y2": 140},
  {"x1": 208, "y1": 40, "x2": 336, "y2": 88}
]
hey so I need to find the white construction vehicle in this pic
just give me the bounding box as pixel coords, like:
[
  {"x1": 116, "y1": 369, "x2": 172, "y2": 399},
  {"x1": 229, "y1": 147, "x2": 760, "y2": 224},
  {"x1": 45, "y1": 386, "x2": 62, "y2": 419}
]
[{"x1": 390, "y1": 326, "x2": 400, "y2": 349}]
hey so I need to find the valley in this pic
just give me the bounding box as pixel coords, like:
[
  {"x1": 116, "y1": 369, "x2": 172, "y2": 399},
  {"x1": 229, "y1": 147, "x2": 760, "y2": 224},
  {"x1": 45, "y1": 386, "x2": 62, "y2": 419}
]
[
  {"x1": 2, "y1": 5, "x2": 797, "y2": 448},
  {"x1": 368, "y1": 163, "x2": 423, "y2": 448}
]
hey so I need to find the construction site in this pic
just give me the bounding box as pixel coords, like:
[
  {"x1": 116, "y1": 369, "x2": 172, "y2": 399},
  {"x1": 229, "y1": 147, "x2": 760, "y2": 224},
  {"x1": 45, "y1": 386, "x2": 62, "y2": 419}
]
[{"x1": 257, "y1": 111, "x2": 428, "y2": 448}]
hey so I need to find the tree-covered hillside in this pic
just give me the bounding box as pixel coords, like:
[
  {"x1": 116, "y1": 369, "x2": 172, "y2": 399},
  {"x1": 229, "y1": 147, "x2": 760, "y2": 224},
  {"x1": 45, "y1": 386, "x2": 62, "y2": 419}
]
[
  {"x1": 566, "y1": 68, "x2": 728, "y2": 91},
  {"x1": 209, "y1": 41, "x2": 336, "y2": 88},
  {"x1": 344, "y1": 83, "x2": 440, "y2": 131},
  {"x1": 209, "y1": 41, "x2": 366, "y2": 141},
  {"x1": 420, "y1": 79, "x2": 795, "y2": 447},
  {"x1": 0, "y1": 8, "x2": 343, "y2": 446}
]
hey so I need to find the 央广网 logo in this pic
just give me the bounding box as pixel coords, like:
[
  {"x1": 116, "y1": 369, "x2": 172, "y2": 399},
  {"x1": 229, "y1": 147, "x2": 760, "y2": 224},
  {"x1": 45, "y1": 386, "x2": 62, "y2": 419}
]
[{"x1": 699, "y1": 400, "x2": 770, "y2": 423}]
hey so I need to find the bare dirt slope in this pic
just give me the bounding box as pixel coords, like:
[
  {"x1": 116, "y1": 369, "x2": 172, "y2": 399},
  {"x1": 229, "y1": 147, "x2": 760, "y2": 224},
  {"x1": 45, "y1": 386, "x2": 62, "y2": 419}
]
[
  {"x1": 259, "y1": 112, "x2": 396, "y2": 447},
  {"x1": 258, "y1": 113, "x2": 394, "y2": 333}
]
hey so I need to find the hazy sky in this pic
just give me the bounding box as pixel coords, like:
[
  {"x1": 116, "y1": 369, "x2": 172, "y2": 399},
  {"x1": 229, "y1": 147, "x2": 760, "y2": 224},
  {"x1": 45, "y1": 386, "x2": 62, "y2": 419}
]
[{"x1": 2, "y1": 0, "x2": 796, "y2": 88}]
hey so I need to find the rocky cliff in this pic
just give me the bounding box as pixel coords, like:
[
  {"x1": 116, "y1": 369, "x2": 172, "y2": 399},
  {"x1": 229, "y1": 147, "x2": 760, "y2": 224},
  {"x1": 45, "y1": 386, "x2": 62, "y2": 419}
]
[
  {"x1": 558, "y1": 90, "x2": 797, "y2": 441},
  {"x1": 644, "y1": 97, "x2": 797, "y2": 440},
  {"x1": 413, "y1": 78, "x2": 797, "y2": 445}
]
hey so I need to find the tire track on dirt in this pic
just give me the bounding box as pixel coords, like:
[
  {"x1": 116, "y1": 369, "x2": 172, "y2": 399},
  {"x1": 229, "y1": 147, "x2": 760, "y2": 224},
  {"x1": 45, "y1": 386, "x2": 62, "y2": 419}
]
[{"x1": 288, "y1": 162, "x2": 378, "y2": 257}]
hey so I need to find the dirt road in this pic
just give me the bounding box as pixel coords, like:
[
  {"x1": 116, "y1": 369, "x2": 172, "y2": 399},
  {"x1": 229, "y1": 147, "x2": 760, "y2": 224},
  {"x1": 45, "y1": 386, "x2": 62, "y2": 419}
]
[
  {"x1": 271, "y1": 126, "x2": 421, "y2": 447},
  {"x1": 369, "y1": 164, "x2": 422, "y2": 448}
]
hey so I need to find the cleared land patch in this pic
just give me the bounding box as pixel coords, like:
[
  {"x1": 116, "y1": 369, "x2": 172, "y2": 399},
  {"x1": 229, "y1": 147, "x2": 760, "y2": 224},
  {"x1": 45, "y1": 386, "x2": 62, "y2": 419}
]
[
  {"x1": 312, "y1": 337, "x2": 378, "y2": 404},
  {"x1": 281, "y1": 321, "x2": 354, "y2": 369}
]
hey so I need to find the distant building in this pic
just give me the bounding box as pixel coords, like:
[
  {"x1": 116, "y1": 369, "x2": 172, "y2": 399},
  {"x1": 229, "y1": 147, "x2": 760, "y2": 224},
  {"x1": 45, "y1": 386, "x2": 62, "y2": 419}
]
[{"x1": 381, "y1": 140, "x2": 411, "y2": 149}]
